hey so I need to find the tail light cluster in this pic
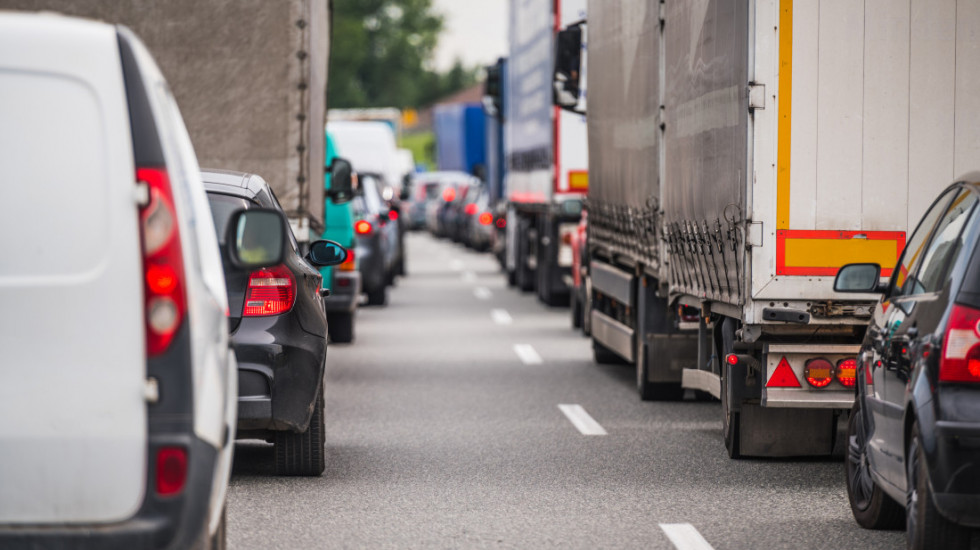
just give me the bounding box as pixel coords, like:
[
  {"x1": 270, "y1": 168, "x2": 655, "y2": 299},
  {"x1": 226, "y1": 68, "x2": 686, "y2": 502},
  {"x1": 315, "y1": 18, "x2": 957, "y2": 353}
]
[
  {"x1": 495, "y1": 217, "x2": 507, "y2": 229},
  {"x1": 442, "y1": 187, "x2": 456, "y2": 202},
  {"x1": 156, "y1": 446, "x2": 187, "y2": 496},
  {"x1": 138, "y1": 167, "x2": 186, "y2": 356},
  {"x1": 758, "y1": 355, "x2": 858, "y2": 388},
  {"x1": 479, "y1": 212, "x2": 493, "y2": 225},
  {"x1": 464, "y1": 203, "x2": 478, "y2": 216},
  {"x1": 338, "y1": 248, "x2": 356, "y2": 272},
  {"x1": 940, "y1": 304, "x2": 980, "y2": 382},
  {"x1": 244, "y1": 265, "x2": 295, "y2": 316},
  {"x1": 354, "y1": 220, "x2": 373, "y2": 235}
]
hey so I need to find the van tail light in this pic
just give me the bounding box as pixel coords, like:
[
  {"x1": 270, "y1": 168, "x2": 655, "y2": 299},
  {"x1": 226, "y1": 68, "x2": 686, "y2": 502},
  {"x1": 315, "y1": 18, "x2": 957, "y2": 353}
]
[
  {"x1": 836, "y1": 358, "x2": 857, "y2": 387},
  {"x1": 804, "y1": 358, "x2": 834, "y2": 388},
  {"x1": 338, "y1": 248, "x2": 356, "y2": 272},
  {"x1": 766, "y1": 356, "x2": 802, "y2": 387},
  {"x1": 156, "y1": 446, "x2": 187, "y2": 496},
  {"x1": 388, "y1": 209, "x2": 399, "y2": 221},
  {"x1": 940, "y1": 304, "x2": 980, "y2": 382},
  {"x1": 354, "y1": 220, "x2": 373, "y2": 235},
  {"x1": 465, "y1": 203, "x2": 478, "y2": 216},
  {"x1": 243, "y1": 265, "x2": 295, "y2": 316},
  {"x1": 138, "y1": 168, "x2": 186, "y2": 357},
  {"x1": 479, "y1": 212, "x2": 493, "y2": 225}
]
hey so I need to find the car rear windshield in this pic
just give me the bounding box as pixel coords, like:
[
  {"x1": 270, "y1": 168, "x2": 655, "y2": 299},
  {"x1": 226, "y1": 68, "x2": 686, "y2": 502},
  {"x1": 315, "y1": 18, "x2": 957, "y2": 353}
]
[{"x1": 207, "y1": 193, "x2": 251, "y2": 244}]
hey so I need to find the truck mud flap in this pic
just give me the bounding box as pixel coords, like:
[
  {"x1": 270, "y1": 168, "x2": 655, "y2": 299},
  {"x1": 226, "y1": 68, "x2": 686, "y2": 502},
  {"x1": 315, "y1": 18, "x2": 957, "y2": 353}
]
[
  {"x1": 682, "y1": 369, "x2": 721, "y2": 399},
  {"x1": 591, "y1": 310, "x2": 633, "y2": 362},
  {"x1": 644, "y1": 333, "x2": 697, "y2": 383},
  {"x1": 738, "y1": 406, "x2": 834, "y2": 457}
]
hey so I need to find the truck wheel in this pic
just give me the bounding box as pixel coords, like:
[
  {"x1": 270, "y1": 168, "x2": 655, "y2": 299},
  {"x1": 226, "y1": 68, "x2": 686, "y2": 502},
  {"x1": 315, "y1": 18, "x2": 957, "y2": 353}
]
[
  {"x1": 582, "y1": 277, "x2": 592, "y2": 336},
  {"x1": 571, "y1": 290, "x2": 582, "y2": 329},
  {"x1": 366, "y1": 286, "x2": 387, "y2": 306},
  {"x1": 274, "y1": 384, "x2": 325, "y2": 476},
  {"x1": 846, "y1": 400, "x2": 903, "y2": 529},
  {"x1": 636, "y1": 339, "x2": 683, "y2": 401},
  {"x1": 907, "y1": 421, "x2": 968, "y2": 548},
  {"x1": 327, "y1": 312, "x2": 355, "y2": 343},
  {"x1": 593, "y1": 339, "x2": 626, "y2": 365},
  {"x1": 721, "y1": 361, "x2": 741, "y2": 459}
]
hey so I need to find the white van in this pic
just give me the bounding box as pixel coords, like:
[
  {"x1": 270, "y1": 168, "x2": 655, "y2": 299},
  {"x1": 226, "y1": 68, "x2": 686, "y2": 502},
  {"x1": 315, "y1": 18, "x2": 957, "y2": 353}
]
[
  {"x1": 327, "y1": 120, "x2": 402, "y2": 195},
  {"x1": 0, "y1": 13, "x2": 236, "y2": 548}
]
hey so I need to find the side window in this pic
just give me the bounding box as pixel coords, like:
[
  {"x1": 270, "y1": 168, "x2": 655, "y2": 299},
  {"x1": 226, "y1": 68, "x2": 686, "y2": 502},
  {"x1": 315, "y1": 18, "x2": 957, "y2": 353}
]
[
  {"x1": 905, "y1": 191, "x2": 978, "y2": 296},
  {"x1": 265, "y1": 187, "x2": 300, "y2": 252},
  {"x1": 892, "y1": 191, "x2": 956, "y2": 296}
]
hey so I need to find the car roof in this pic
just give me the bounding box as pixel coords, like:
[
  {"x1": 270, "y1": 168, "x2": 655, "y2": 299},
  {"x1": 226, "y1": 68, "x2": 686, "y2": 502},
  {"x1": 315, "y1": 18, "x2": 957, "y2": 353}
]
[{"x1": 200, "y1": 169, "x2": 267, "y2": 199}]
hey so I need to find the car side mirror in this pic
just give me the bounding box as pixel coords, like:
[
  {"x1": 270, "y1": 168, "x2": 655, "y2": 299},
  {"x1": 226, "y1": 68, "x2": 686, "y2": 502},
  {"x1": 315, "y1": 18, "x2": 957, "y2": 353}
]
[
  {"x1": 553, "y1": 24, "x2": 584, "y2": 113},
  {"x1": 226, "y1": 208, "x2": 286, "y2": 269},
  {"x1": 327, "y1": 157, "x2": 355, "y2": 204},
  {"x1": 834, "y1": 263, "x2": 886, "y2": 293},
  {"x1": 307, "y1": 240, "x2": 348, "y2": 266}
]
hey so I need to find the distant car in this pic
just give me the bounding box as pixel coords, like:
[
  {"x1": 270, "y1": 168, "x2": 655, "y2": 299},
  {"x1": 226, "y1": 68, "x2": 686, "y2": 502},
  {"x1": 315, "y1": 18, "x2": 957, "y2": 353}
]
[
  {"x1": 446, "y1": 179, "x2": 481, "y2": 243},
  {"x1": 203, "y1": 170, "x2": 347, "y2": 477},
  {"x1": 424, "y1": 172, "x2": 480, "y2": 237},
  {"x1": 0, "y1": 14, "x2": 235, "y2": 548},
  {"x1": 837, "y1": 177, "x2": 980, "y2": 548},
  {"x1": 467, "y1": 185, "x2": 494, "y2": 251},
  {"x1": 353, "y1": 173, "x2": 401, "y2": 305},
  {"x1": 408, "y1": 174, "x2": 452, "y2": 230}
]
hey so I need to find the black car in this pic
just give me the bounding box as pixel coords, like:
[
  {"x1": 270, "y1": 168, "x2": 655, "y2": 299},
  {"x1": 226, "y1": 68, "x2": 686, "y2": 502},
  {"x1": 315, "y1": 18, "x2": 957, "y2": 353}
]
[
  {"x1": 352, "y1": 173, "x2": 400, "y2": 306},
  {"x1": 203, "y1": 169, "x2": 347, "y2": 476},
  {"x1": 836, "y1": 177, "x2": 980, "y2": 548}
]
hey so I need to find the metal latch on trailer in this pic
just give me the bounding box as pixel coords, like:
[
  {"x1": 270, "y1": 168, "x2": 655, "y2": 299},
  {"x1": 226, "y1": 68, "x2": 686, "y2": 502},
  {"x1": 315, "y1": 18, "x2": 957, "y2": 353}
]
[{"x1": 748, "y1": 82, "x2": 766, "y2": 111}]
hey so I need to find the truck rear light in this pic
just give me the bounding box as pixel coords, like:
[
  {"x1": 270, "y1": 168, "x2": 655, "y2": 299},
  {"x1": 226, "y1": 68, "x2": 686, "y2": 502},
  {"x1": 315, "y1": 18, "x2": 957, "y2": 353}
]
[
  {"x1": 137, "y1": 167, "x2": 186, "y2": 356},
  {"x1": 726, "y1": 353, "x2": 739, "y2": 366},
  {"x1": 766, "y1": 356, "x2": 802, "y2": 387},
  {"x1": 354, "y1": 220, "x2": 373, "y2": 235},
  {"x1": 940, "y1": 304, "x2": 980, "y2": 382},
  {"x1": 804, "y1": 358, "x2": 834, "y2": 387},
  {"x1": 836, "y1": 358, "x2": 857, "y2": 387},
  {"x1": 479, "y1": 212, "x2": 493, "y2": 225},
  {"x1": 388, "y1": 209, "x2": 399, "y2": 221},
  {"x1": 243, "y1": 265, "x2": 295, "y2": 316},
  {"x1": 465, "y1": 203, "x2": 478, "y2": 215},
  {"x1": 338, "y1": 248, "x2": 356, "y2": 271},
  {"x1": 156, "y1": 446, "x2": 187, "y2": 496},
  {"x1": 496, "y1": 218, "x2": 506, "y2": 229}
]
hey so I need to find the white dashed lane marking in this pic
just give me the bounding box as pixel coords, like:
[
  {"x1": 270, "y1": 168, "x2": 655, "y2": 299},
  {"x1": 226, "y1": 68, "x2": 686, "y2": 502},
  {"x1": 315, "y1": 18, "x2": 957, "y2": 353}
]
[
  {"x1": 491, "y1": 309, "x2": 513, "y2": 325},
  {"x1": 659, "y1": 523, "x2": 715, "y2": 550},
  {"x1": 513, "y1": 343, "x2": 541, "y2": 364},
  {"x1": 557, "y1": 404, "x2": 607, "y2": 435}
]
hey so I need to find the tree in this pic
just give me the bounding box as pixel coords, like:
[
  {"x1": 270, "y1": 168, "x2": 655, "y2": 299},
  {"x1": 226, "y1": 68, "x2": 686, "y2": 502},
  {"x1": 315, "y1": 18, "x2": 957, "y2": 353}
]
[{"x1": 329, "y1": 0, "x2": 479, "y2": 109}]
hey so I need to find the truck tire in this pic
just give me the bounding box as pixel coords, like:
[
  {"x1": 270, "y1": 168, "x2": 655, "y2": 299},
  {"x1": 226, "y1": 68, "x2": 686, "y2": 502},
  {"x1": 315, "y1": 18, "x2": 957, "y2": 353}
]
[
  {"x1": 593, "y1": 339, "x2": 626, "y2": 365},
  {"x1": 846, "y1": 400, "x2": 904, "y2": 530},
  {"x1": 366, "y1": 286, "x2": 387, "y2": 306},
  {"x1": 571, "y1": 290, "x2": 582, "y2": 329},
  {"x1": 327, "y1": 311, "x2": 355, "y2": 343},
  {"x1": 274, "y1": 384, "x2": 326, "y2": 476},
  {"x1": 582, "y1": 277, "x2": 592, "y2": 336},
  {"x1": 907, "y1": 421, "x2": 968, "y2": 549},
  {"x1": 721, "y1": 361, "x2": 741, "y2": 459},
  {"x1": 636, "y1": 338, "x2": 684, "y2": 401}
]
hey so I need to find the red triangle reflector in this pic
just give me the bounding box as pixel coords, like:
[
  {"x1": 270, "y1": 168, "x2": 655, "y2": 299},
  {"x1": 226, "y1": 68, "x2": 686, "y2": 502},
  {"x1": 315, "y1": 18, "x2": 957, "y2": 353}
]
[{"x1": 767, "y1": 356, "x2": 801, "y2": 387}]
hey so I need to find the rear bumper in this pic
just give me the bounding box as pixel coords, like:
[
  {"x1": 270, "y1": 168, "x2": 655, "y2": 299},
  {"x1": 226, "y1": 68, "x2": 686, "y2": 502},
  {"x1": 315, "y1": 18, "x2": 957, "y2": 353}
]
[
  {"x1": 930, "y1": 419, "x2": 980, "y2": 526},
  {"x1": 232, "y1": 314, "x2": 326, "y2": 433},
  {"x1": 323, "y1": 270, "x2": 361, "y2": 313},
  {"x1": 356, "y1": 241, "x2": 386, "y2": 293}
]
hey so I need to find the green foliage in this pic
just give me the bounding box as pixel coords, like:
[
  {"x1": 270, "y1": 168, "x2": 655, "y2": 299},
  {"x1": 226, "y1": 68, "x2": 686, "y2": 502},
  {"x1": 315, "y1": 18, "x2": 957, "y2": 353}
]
[
  {"x1": 398, "y1": 131, "x2": 435, "y2": 171},
  {"x1": 329, "y1": 0, "x2": 480, "y2": 109}
]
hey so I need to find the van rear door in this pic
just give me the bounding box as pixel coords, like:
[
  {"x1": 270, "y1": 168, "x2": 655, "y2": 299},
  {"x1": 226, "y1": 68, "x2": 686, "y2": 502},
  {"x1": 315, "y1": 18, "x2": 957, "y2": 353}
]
[{"x1": 0, "y1": 15, "x2": 147, "y2": 523}]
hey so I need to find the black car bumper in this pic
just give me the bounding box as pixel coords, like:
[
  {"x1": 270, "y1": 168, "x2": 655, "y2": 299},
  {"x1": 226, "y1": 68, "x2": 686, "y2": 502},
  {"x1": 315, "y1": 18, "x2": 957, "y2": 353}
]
[
  {"x1": 356, "y1": 240, "x2": 386, "y2": 293},
  {"x1": 323, "y1": 270, "x2": 361, "y2": 313},
  {"x1": 931, "y1": 419, "x2": 980, "y2": 526},
  {"x1": 233, "y1": 314, "x2": 326, "y2": 434}
]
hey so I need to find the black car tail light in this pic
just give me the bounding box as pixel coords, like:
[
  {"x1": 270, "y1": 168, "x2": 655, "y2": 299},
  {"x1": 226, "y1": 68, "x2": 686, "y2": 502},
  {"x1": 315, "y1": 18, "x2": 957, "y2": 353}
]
[
  {"x1": 243, "y1": 265, "x2": 296, "y2": 316},
  {"x1": 940, "y1": 304, "x2": 980, "y2": 382}
]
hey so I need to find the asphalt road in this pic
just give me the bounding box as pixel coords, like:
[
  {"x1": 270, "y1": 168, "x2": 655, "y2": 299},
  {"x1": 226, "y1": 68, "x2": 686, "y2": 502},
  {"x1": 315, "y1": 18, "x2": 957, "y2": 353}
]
[{"x1": 226, "y1": 232, "x2": 906, "y2": 549}]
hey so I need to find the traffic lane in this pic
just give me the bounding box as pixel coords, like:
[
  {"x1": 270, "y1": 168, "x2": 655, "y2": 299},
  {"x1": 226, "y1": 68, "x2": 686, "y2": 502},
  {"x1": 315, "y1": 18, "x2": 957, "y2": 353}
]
[{"x1": 227, "y1": 233, "x2": 904, "y2": 549}]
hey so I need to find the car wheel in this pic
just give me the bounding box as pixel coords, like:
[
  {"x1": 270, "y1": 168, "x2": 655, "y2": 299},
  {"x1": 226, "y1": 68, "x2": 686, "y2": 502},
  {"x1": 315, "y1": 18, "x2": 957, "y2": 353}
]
[
  {"x1": 274, "y1": 384, "x2": 325, "y2": 476},
  {"x1": 846, "y1": 400, "x2": 904, "y2": 529},
  {"x1": 906, "y1": 421, "x2": 968, "y2": 548},
  {"x1": 366, "y1": 286, "x2": 387, "y2": 306},
  {"x1": 327, "y1": 312, "x2": 355, "y2": 343}
]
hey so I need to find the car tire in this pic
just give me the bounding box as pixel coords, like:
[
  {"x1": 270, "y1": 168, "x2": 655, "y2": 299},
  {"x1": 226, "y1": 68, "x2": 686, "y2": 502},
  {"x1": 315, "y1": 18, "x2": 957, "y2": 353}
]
[
  {"x1": 327, "y1": 312, "x2": 355, "y2": 343},
  {"x1": 906, "y1": 421, "x2": 968, "y2": 549},
  {"x1": 845, "y1": 400, "x2": 904, "y2": 529},
  {"x1": 274, "y1": 385, "x2": 325, "y2": 476},
  {"x1": 366, "y1": 286, "x2": 387, "y2": 306}
]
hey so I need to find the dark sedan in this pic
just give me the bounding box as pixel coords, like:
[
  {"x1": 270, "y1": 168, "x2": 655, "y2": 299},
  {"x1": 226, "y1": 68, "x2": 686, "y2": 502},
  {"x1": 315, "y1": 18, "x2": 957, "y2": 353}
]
[
  {"x1": 837, "y1": 176, "x2": 980, "y2": 548},
  {"x1": 352, "y1": 173, "x2": 400, "y2": 306},
  {"x1": 203, "y1": 169, "x2": 347, "y2": 476}
]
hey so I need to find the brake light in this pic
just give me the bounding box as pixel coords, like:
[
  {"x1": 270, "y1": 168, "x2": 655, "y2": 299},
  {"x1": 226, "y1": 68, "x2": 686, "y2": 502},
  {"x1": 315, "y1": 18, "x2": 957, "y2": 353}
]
[
  {"x1": 726, "y1": 354, "x2": 739, "y2": 366},
  {"x1": 496, "y1": 218, "x2": 506, "y2": 229},
  {"x1": 338, "y1": 248, "x2": 356, "y2": 272},
  {"x1": 479, "y1": 212, "x2": 493, "y2": 225},
  {"x1": 156, "y1": 446, "x2": 187, "y2": 496},
  {"x1": 767, "y1": 356, "x2": 802, "y2": 387},
  {"x1": 243, "y1": 265, "x2": 295, "y2": 316},
  {"x1": 805, "y1": 358, "x2": 834, "y2": 387},
  {"x1": 940, "y1": 304, "x2": 980, "y2": 382},
  {"x1": 137, "y1": 168, "x2": 186, "y2": 356},
  {"x1": 465, "y1": 203, "x2": 478, "y2": 215},
  {"x1": 836, "y1": 358, "x2": 857, "y2": 387},
  {"x1": 443, "y1": 187, "x2": 456, "y2": 202},
  {"x1": 355, "y1": 220, "x2": 373, "y2": 235},
  {"x1": 388, "y1": 209, "x2": 399, "y2": 221}
]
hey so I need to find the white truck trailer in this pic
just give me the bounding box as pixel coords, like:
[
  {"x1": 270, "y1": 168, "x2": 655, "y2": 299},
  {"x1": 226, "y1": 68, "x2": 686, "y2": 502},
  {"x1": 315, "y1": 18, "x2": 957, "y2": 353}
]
[
  {"x1": 564, "y1": 0, "x2": 980, "y2": 457},
  {"x1": 505, "y1": 0, "x2": 589, "y2": 306}
]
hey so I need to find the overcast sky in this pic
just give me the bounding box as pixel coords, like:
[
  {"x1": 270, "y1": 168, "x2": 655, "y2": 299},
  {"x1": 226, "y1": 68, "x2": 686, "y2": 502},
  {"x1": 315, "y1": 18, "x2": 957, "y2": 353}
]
[{"x1": 431, "y1": 0, "x2": 509, "y2": 72}]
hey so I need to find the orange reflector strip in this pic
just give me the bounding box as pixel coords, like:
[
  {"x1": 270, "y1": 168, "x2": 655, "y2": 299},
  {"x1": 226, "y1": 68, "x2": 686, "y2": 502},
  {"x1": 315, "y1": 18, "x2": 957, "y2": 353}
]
[
  {"x1": 766, "y1": 356, "x2": 801, "y2": 388},
  {"x1": 568, "y1": 170, "x2": 588, "y2": 191}
]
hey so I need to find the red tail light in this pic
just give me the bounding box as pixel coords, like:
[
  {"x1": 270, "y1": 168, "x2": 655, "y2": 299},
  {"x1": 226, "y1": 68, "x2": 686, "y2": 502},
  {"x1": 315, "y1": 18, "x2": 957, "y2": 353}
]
[
  {"x1": 496, "y1": 218, "x2": 506, "y2": 229},
  {"x1": 726, "y1": 353, "x2": 739, "y2": 366},
  {"x1": 836, "y1": 358, "x2": 857, "y2": 387},
  {"x1": 156, "y1": 446, "x2": 187, "y2": 496},
  {"x1": 465, "y1": 203, "x2": 478, "y2": 215},
  {"x1": 138, "y1": 168, "x2": 186, "y2": 356},
  {"x1": 388, "y1": 209, "x2": 399, "y2": 221},
  {"x1": 804, "y1": 358, "x2": 834, "y2": 388},
  {"x1": 338, "y1": 248, "x2": 356, "y2": 272},
  {"x1": 442, "y1": 187, "x2": 456, "y2": 202},
  {"x1": 354, "y1": 220, "x2": 373, "y2": 235},
  {"x1": 479, "y1": 212, "x2": 493, "y2": 225},
  {"x1": 243, "y1": 265, "x2": 295, "y2": 316},
  {"x1": 940, "y1": 304, "x2": 980, "y2": 382}
]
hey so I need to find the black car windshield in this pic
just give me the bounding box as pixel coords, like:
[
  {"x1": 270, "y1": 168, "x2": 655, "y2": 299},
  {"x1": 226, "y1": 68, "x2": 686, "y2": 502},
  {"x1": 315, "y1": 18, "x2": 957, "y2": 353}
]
[{"x1": 207, "y1": 193, "x2": 251, "y2": 244}]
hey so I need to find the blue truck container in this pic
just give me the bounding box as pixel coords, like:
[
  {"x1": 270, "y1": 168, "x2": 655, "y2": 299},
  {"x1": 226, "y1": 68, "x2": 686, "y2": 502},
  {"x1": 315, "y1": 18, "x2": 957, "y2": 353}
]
[{"x1": 433, "y1": 103, "x2": 486, "y2": 176}]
